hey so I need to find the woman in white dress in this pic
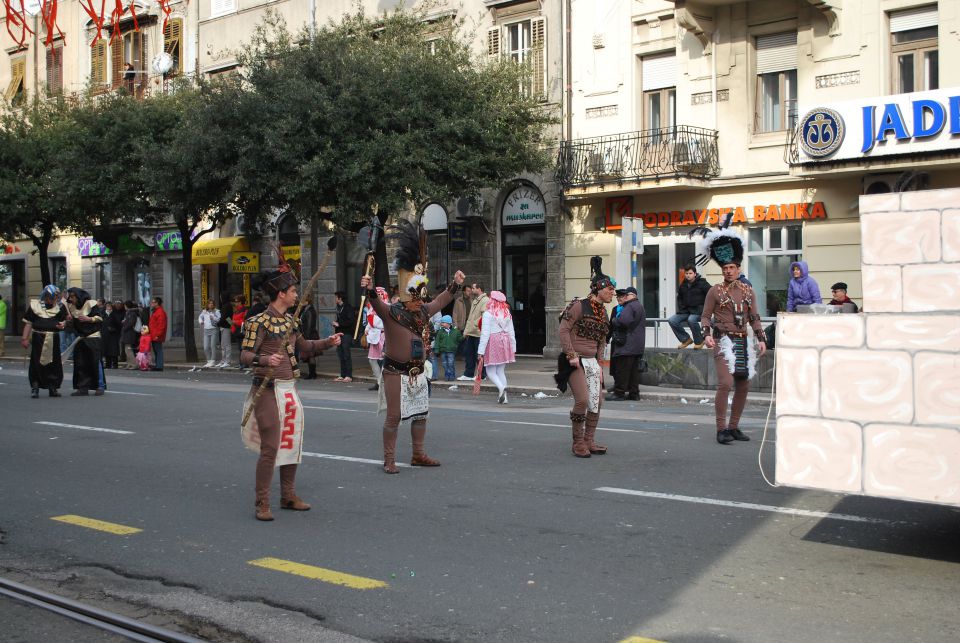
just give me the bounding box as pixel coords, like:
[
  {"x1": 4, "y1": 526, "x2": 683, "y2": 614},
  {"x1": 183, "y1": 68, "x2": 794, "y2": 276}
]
[{"x1": 477, "y1": 290, "x2": 516, "y2": 404}]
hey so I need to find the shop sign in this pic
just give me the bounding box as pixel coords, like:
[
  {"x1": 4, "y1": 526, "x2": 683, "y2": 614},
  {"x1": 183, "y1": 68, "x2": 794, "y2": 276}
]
[
  {"x1": 229, "y1": 251, "x2": 260, "y2": 273},
  {"x1": 281, "y1": 245, "x2": 301, "y2": 262},
  {"x1": 797, "y1": 88, "x2": 960, "y2": 162},
  {"x1": 449, "y1": 223, "x2": 470, "y2": 251},
  {"x1": 640, "y1": 202, "x2": 827, "y2": 229},
  {"x1": 502, "y1": 186, "x2": 546, "y2": 226},
  {"x1": 156, "y1": 231, "x2": 183, "y2": 252},
  {"x1": 78, "y1": 237, "x2": 112, "y2": 257}
]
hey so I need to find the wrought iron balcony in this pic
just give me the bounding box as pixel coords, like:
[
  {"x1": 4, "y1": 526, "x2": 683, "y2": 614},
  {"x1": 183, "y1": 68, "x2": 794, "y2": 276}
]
[{"x1": 556, "y1": 125, "x2": 720, "y2": 190}]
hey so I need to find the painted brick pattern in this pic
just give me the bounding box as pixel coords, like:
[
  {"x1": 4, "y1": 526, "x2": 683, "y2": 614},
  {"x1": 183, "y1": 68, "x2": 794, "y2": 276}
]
[{"x1": 776, "y1": 188, "x2": 960, "y2": 508}]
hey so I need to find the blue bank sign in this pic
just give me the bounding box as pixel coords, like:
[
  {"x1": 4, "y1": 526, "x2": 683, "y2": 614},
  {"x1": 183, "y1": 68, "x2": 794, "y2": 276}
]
[{"x1": 797, "y1": 88, "x2": 960, "y2": 162}]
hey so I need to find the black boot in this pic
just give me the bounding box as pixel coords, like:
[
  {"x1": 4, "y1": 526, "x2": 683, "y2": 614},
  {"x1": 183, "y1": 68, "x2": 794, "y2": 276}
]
[
  {"x1": 307, "y1": 364, "x2": 317, "y2": 380},
  {"x1": 30, "y1": 388, "x2": 39, "y2": 398},
  {"x1": 49, "y1": 388, "x2": 60, "y2": 397}
]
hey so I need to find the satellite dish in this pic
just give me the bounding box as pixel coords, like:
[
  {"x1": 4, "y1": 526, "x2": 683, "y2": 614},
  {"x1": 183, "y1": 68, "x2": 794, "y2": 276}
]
[
  {"x1": 23, "y1": 0, "x2": 42, "y2": 17},
  {"x1": 152, "y1": 52, "x2": 174, "y2": 75}
]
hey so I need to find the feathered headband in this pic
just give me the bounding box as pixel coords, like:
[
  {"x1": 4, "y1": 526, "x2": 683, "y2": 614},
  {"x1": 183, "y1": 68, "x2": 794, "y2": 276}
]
[
  {"x1": 589, "y1": 255, "x2": 615, "y2": 292},
  {"x1": 260, "y1": 242, "x2": 299, "y2": 297},
  {"x1": 690, "y1": 212, "x2": 745, "y2": 268},
  {"x1": 389, "y1": 219, "x2": 428, "y2": 302}
]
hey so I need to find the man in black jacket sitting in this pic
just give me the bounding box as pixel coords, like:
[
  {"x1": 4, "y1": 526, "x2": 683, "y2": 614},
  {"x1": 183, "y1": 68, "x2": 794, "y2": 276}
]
[{"x1": 668, "y1": 264, "x2": 711, "y2": 349}]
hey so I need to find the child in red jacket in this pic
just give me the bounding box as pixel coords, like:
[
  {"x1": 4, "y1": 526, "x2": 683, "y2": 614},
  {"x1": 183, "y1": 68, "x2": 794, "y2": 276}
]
[{"x1": 136, "y1": 326, "x2": 153, "y2": 371}]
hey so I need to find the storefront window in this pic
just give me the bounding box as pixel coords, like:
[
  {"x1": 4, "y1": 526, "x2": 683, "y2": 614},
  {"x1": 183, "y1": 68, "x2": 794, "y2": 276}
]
[
  {"x1": 746, "y1": 225, "x2": 802, "y2": 316},
  {"x1": 133, "y1": 260, "x2": 152, "y2": 309},
  {"x1": 94, "y1": 261, "x2": 111, "y2": 301},
  {"x1": 640, "y1": 245, "x2": 660, "y2": 319},
  {"x1": 169, "y1": 260, "x2": 184, "y2": 339},
  {"x1": 50, "y1": 257, "x2": 68, "y2": 293}
]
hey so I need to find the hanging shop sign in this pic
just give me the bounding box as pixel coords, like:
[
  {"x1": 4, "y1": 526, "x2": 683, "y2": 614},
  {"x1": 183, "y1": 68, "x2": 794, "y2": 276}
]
[
  {"x1": 229, "y1": 252, "x2": 260, "y2": 274},
  {"x1": 449, "y1": 223, "x2": 470, "y2": 251},
  {"x1": 796, "y1": 87, "x2": 960, "y2": 162},
  {"x1": 281, "y1": 245, "x2": 301, "y2": 262},
  {"x1": 502, "y1": 186, "x2": 546, "y2": 226},
  {"x1": 78, "y1": 237, "x2": 112, "y2": 257},
  {"x1": 156, "y1": 231, "x2": 183, "y2": 252},
  {"x1": 640, "y1": 202, "x2": 827, "y2": 229}
]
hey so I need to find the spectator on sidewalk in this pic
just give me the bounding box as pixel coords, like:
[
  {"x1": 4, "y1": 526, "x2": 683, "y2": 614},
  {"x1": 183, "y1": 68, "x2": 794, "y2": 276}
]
[
  {"x1": 149, "y1": 297, "x2": 167, "y2": 371},
  {"x1": 136, "y1": 325, "x2": 153, "y2": 370},
  {"x1": 434, "y1": 314, "x2": 462, "y2": 382},
  {"x1": 668, "y1": 264, "x2": 710, "y2": 349},
  {"x1": 217, "y1": 293, "x2": 233, "y2": 368},
  {"x1": 299, "y1": 292, "x2": 319, "y2": 379},
  {"x1": 59, "y1": 292, "x2": 77, "y2": 360},
  {"x1": 101, "y1": 300, "x2": 123, "y2": 369},
  {"x1": 365, "y1": 287, "x2": 389, "y2": 390},
  {"x1": 786, "y1": 261, "x2": 822, "y2": 312},
  {"x1": 0, "y1": 293, "x2": 6, "y2": 358},
  {"x1": 478, "y1": 291, "x2": 516, "y2": 404},
  {"x1": 333, "y1": 291, "x2": 356, "y2": 382},
  {"x1": 121, "y1": 300, "x2": 140, "y2": 369},
  {"x1": 459, "y1": 283, "x2": 488, "y2": 381},
  {"x1": 231, "y1": 295, "x2": 248, "y2": 366},
  {"x1": 199, "y1": 299, "x2": 221, "y2": 367},
  {"x1": 828, "y1": 282, "x2": 859, "y2": 312},
  {"x1": 606, "y1": 287, "x2": 646, "y2": 401}
]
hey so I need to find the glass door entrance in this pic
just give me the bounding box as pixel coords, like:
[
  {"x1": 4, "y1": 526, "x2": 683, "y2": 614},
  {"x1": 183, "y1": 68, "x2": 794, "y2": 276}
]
[
  {"x1": 636, "y1": 232, "x2": 697, "y2": 348},
  {"x1": 502, "y1": 226, "x2": 546, "y2": 355}
]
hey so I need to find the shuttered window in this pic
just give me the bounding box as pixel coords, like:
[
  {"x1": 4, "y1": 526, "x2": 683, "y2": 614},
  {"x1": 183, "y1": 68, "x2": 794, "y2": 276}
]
[
  {"x1": 530, "y1": 16, "x2": 546, "y2": 99},
  {"x1": 641, "y1": 53, "x2": 676, "y2": 91},
  {"x1": 111, "y1": 39, "x2": 124, "y2": 87},
  {"x1": 46, "y1": 42, "x2": 63, "y2": 95},
  {"x1": 90, "y1": 40, "x2": 108, "y2": 84},
  {"x1": 164, "y1": 18, "x2": 183, "y2": 75},
  {"x1": 491, "y1": 16, "x2": 547, "y2": 101},
  {"x1": 890, "y1": 5, "x2": 937, "y2": 32},
  {"x1": 487, "y1": 26, "x2": 501, "y2": 59},
  {"x1": 756, "y1": 32, "x2": 797, "y2": 74},
  {"x1": 4, "y1": 57, "x2": 25, "y2": 103}
]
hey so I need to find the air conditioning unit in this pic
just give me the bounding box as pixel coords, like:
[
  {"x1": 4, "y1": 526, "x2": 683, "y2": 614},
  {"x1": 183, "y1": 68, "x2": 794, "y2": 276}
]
[
  {"x1": 861, "y1": 171, "x2": 929, "y2": 195},
  {"x1": 456, "y1": 197, "x2": 484, "y2": 219}
]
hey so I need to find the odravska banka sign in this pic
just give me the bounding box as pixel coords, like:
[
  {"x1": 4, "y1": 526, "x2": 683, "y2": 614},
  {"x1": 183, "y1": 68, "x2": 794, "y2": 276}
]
[
  {"x1": 797, "y1": 87, "x2": 960, "y2": 162},
  {"x1": 640, "y1": 202, "x2": 827, "y2": 229}
]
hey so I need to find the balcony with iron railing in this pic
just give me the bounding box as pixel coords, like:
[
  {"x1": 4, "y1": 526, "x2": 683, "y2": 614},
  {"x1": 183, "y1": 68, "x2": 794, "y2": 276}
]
[{"x1": 556, "y1": 125, "x2": 720, "y2": 191}]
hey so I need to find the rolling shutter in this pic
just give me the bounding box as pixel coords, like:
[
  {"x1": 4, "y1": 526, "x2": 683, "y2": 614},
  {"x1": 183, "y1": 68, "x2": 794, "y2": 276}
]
[
  {"x1": 756, "y1": 32, "x2": 797, "y2": 74},
  {"x1": 890, "y1": 5, "x2": 937, "y2": 32},
  {"x1": 641, "y1": 52, "x2": 676, "y2": 91},
  {"x1": 531, "y1": 16, "x2": 546, "y2": 99},
  {"x1": 487, "y1": 26, "x2": 501, "y2": 59}
]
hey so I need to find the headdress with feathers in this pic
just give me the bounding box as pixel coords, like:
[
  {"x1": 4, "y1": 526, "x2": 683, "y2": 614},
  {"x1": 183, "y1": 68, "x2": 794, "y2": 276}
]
[
  {"x1": 260, "y1": 242, "x2": 299, "y2": 297},
  {"x1": 589, "y1": 256, "x2": 615, "y2": 292},
  {"x1": 689, "y1": 212, "x2": 745, "y2": 268},
  {"x1": 389, "y1": 219, "x2": 428, "y2": 302}
]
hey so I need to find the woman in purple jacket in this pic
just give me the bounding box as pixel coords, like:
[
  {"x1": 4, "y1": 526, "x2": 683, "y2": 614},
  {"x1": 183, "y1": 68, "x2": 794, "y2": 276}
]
[{"x1": 786, "y1": 261, "x2": 822, "y2": 312}]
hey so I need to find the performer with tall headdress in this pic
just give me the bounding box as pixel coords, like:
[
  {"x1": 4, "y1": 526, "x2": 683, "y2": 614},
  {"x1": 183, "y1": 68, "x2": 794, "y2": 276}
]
[
  {"x1": 359, "y1": 219, "x2": 465, "y2": 474},
  {"x1": 239, "y1": 250, "x2": 342, "y2": 521},
  {"x1": 556, "y1": 257, "x2": 616, "y2": 457},
  {"x1": 20, "y1": 285, "x2": 67, "y2": 398},
  {"x1": 65, "y1": 287, "x2": 105, "y2": 396},
  {"x1": 691, "y1": 218, "x2": 768, "y2": 445}
]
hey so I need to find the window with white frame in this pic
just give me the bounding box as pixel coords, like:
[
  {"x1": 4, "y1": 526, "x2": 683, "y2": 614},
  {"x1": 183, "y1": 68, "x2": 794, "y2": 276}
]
[
  {"x1": 641, "y1": 53, "x2": 676, "y2": 135},
  {"x1": 211, "y1": 0, "x2": 237, "y2": 19},
  {"x1": 755, "y1": 32, "x2": 797, "y2": 133},
  {"x1": 890, "y1": 5, "x2": 938, "y2": 94},
  {"x1": 487, "y1": 16, "x2": 546, "y2": 100},
  {"x1": 746, "y1": 225, "x2": 802, "y2": 316}
]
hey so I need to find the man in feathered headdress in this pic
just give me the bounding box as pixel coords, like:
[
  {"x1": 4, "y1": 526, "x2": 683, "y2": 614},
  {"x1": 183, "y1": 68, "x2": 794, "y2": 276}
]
[
  {"x1": 240, "y1": 252, "x2": 343, "y2": 521},
  {"x1": 556, "y1": 256, "x2": 616, "y2": 458},
  {"x1": 65, "y1": 287, "x2": 105, "y2": 396},
  {"x1": 20, "y1": 285, "x2": 67, "y2": 398},
  {"x1": 360, "y1": 219, "x2": 465, "y2": 474},
  {"x1": 691, "y1": 220, "x2": 768, "y2": 445}
]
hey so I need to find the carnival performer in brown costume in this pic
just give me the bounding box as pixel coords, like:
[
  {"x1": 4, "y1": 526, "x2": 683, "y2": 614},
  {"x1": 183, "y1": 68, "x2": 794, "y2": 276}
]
[
  {"x1": 240, "y1": 263, "x2": 342, "y2": 521},
  {"x1": 691, "y1": 222, "x2": 767, "y2": 445},
  {"x1": 360, "y1": 220, "x2": 465, "y2": 474},
  {"x1": 556, "y1": 256, "x2": 616, "y2": 458}
]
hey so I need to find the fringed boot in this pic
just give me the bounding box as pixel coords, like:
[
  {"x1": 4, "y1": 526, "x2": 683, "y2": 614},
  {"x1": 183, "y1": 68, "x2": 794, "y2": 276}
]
[{"x1": 571, "y1": 412, "x2": 591, "y2": 458}]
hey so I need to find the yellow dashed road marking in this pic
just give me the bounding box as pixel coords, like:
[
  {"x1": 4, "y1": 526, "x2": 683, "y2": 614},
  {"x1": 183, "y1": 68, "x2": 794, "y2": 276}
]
[
  {"x1": 620, "y1": 637, "x2": 667, "y2": 643},
  {"x1": 248, "y1": 557, "x2": 388, "y2": 590},
  {"x1": 50, "y1": 515, "x2": 142, "y2": 535}
]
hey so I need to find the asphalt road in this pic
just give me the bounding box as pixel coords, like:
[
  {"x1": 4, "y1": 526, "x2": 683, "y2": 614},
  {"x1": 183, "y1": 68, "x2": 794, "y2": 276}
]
[{"x1": 1, "y1": 366, "x2": 958, "y2": 643}]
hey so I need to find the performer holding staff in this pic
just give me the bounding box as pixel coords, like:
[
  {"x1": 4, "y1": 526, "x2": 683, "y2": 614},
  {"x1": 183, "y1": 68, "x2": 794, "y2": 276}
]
[
  {"x1": 240, "y1": 251, "x2": 341, "y2": 521},
  {"x1": 359, "y1": 220, "x2": 465, "y2": 474}
]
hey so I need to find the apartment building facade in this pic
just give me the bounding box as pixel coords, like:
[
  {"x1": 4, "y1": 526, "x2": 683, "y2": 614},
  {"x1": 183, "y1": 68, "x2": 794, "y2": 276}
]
[{"x1": 557, "y1": 0, "x2": 959, "y2": 346}]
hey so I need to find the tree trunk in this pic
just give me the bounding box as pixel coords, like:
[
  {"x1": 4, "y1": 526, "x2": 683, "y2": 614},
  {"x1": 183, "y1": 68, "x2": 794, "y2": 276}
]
[{"x1": 180, "y1": 223, "x2": 199, "y2": 363}]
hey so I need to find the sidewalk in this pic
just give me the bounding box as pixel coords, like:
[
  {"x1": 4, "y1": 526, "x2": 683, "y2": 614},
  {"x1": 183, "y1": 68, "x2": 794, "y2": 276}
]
[{"x1": 1, "y1": 337, "x2": 771, "y2": 404}]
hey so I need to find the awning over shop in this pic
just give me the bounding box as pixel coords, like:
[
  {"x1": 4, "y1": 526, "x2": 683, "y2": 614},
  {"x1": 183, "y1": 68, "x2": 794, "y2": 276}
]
[{"x1": 192, "y1": 236, "x2": 249, "y2": 265}]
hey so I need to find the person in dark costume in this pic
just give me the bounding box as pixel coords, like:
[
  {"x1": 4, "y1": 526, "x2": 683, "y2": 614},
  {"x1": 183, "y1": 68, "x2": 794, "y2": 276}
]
[
  {"x1": 20, "y1": 285, "x2": 67, "y2": 398},
  {"x1": 240, "y1": 258, "x2": 342, "y2": 521},
  {"x1": 691, "y1": 220, "x2": 768, "y2": 445},
  {"x1": 360, "y1": 220, "x2": 466, "y2": 474},
  {"x1": 65, "y1": 288, "x2": 105, "y2": 396},
  {"x1": 556, "y1": 257, "x2": 615, "y2": 457}
]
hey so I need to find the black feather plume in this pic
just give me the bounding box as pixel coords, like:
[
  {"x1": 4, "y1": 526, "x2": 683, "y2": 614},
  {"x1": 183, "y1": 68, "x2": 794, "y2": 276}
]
[
  {"x1": 388, "y1": 219, "x2": 424, "y2": 272},
  {"x1": 589, "y1": 256, "x2": 602, "y2": 281}
]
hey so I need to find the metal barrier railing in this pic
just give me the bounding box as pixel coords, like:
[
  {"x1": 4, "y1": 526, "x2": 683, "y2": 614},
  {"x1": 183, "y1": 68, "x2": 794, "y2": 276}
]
[{"x1": 644, "y1": 317, "x2": 777, "y2": 349}]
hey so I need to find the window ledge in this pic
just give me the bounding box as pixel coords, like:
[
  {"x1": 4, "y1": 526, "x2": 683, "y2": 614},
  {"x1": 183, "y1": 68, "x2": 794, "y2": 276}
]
[{"x1": 748, "y1": 132, "x2": 790, "y2": 149}]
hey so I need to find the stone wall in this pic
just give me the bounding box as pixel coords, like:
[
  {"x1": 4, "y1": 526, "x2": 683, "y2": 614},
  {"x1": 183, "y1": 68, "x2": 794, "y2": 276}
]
[{"x1": 775, "y1": 188, "x2": 960, "y2": 507}]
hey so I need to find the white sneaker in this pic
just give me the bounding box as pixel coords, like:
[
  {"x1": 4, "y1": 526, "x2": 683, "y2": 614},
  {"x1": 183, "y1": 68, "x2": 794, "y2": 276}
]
[
  {"x1": 457, "y1": 375, "x2": 473, "y2": 381},
  {"x1": 216, "y1": 361, "x2": 228, "y2": 368},
  {"x1": 204, "y1": 360, "x2": 216, "y2": 368}
]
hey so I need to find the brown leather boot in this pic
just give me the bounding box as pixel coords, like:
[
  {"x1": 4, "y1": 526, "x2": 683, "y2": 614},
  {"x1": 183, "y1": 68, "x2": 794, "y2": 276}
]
[
  {"x1": 584, "y1": 412, "x2": 607, "y2": 455},
  {"x1": 383, "y1": 427, "x2": 400, "y2": 474},
  {"x1": 410, "y1": 421, "x2": 440, "y2": 466},
  {"x1": 571, "y1": 413, "x2": 591, "y2": 458},
  {"x1": 255, "y1": 499, "x2": 274, "y2": 521},
  {"x1": 280, "y1": 496, "x2": 311, "y2": 511}
]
